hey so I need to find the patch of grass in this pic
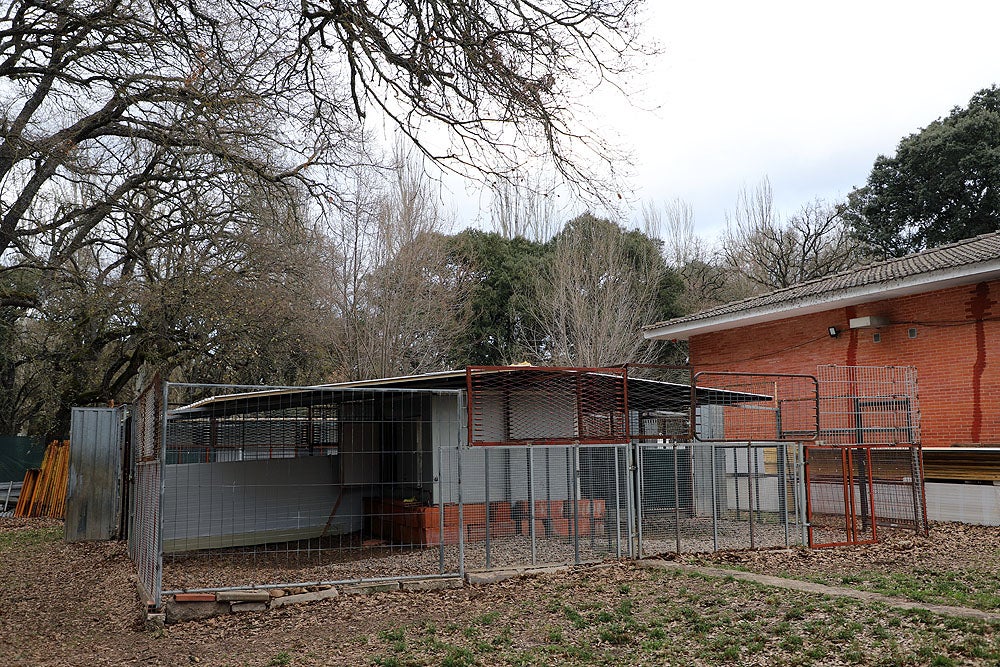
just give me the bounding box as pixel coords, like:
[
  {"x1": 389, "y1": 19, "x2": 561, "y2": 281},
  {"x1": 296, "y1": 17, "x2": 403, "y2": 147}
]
[
  {"x1": 0, "y1": 525, "x2": 62, "y2": 552},
  {"x1": 597, "y1": 624, "x2": 631, "y2": 646},
  {"x1": 440, "y1": 645, "x2": 475, "y2": 667},
  {"x1": 267, "y1": 652, "x2": 291, "y2": 666},
  {"x1": 475, "y1": 611, "x2": 500, "y2": 626},
  {"x1": 563, "y1": 606, "x2": 588, "y2": 629}
]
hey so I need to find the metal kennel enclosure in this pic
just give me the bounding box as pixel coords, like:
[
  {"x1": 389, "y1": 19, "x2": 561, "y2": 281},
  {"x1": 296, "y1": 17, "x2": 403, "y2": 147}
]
[{"x1": 126, "y1": 365, "x2": 927, "y2": 610}]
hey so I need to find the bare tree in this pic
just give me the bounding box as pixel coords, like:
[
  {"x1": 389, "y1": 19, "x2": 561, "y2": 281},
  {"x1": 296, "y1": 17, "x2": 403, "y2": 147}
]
[
  {"x1": 531, "y1": 214, "x2": 674, "y2": 367},
  {"x1": 329, "y1": 146, "x2": 465, "y2": 380},
  {"x1": 723, "y1": 178, "x2": 863, "y2": 292},
  {"x1": 1, "y1": 0, "x2": 647, "y2": 272},
  {"x1": 489, "y1": 171, "x2": 563, "y2": 242},
  {"x1": 2, "y1": 182, "x2": 338, "y2": 435},
  {"x1": 641, "y1": 198, "x2": 739, "y2": 311}
]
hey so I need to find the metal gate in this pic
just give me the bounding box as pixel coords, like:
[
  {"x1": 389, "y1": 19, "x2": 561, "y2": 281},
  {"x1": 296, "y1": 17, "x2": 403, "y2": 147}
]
[{"x1": 805, "y1": 444, "x2": 928, "y2": 548}]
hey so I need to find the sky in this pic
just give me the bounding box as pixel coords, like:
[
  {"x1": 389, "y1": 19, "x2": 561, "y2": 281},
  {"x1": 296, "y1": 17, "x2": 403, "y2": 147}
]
[{"x1": 448, "y1": 0, "x2": 1000, "y2": 242}]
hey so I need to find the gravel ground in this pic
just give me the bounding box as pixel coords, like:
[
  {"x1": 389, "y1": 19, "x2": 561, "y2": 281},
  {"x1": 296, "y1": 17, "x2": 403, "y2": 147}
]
[
  {"x1": 163, "y1": 518, "x2": 802, "y2": 592},
  {"x1": 3, "y1": 517, "x2": 1000, "y2": 666}
]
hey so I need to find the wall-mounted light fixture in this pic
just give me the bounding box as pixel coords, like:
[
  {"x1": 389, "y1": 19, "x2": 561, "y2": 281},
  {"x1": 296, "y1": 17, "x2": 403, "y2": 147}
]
[{"x1": 828, "y1": 326, "x2": 840, "y2": 338}]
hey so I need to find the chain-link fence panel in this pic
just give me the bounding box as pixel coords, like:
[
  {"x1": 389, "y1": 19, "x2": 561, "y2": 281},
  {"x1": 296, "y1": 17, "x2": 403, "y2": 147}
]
[
  {"x1": 128, "y1": 377, "x2": 163, "y2": 609},
  {"x1": 458, "y1": 444, "x2": 631, "y2": 571},
  {"x1": 804, "y1": 444, "x2": 925, "y2": 547},
  {"x1": 637, "y1": 442, "x2": 805, "y2": 556},
  {"x1": 692, "y1": 372, "x2": 819, "y2": 442},
  {"x1": 158, "y1": 384, "x2": 465, "y2": 594},
  {"x1": 816, "y1": 365, "x2": 920, "y2": 445}
]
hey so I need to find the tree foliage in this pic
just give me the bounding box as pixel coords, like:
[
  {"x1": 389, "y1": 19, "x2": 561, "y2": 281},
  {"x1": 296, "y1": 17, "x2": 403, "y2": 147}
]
[
  {"x1": 724, "y1": 179, "x2": 863, "y2": 291},
  {"x1": 447, "y1": 229, "x2": 547, "y2": 366},
  {"x1": 844, "y1": 86, "x2": 1000, "y2": 257},
  {"x1": 1, "y1": 0, "x2": 648, "y2": 435}
]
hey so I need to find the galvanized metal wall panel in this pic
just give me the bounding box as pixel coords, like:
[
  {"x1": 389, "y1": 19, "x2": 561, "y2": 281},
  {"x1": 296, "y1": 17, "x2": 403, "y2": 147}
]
[{"x1": 66, "y1": 407, "x2": 125, "y2": 541}]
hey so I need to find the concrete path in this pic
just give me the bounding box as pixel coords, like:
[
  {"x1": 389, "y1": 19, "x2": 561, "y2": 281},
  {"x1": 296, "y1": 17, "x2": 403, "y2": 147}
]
[{"x1": 637, "y1": 559, "x2": 1000, "y2": 622}]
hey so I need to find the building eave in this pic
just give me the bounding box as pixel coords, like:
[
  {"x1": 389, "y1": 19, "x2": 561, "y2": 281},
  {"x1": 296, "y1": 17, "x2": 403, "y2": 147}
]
[{"x1": 644, "y1": 261, "x2": 1000, "y2": 341}]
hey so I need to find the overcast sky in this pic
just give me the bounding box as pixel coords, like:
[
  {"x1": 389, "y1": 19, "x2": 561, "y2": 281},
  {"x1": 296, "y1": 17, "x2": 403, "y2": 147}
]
[{"x1": 597, "y1": 0, "x2": 1000, "y2": 240}]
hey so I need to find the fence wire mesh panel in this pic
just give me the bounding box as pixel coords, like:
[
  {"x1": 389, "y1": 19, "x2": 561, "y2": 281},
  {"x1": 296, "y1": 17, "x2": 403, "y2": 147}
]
[
  {"x1": 157, "y1": 384, "x2": 464, "y2": 593},
  {"x1": 623, "y1": 365, "x2": 694, "y2": 441},
  {"x1": 816, "y1": 365, "x2": 920, "y2": 445},
  {"x1": 128, "y1": 377, "x2": 164, "y2": 609},
  {"x1": 805, "y1": 445, "x2": 927, "y2": 548},
  {"x1": 869, "y1": 446, "x2": 928, "y2": 534},
  {"x1": 637, "y1": 442, "x2": 805, "y2": 556},
  {"x1": 692, "y1": 372, "x2": 819, "y2": 442},
  {"x1": 457, "y1": 444, "x2": 631, "y2": 572},
  {"x1": 466, "y1": 367, "x2": 627, "y2": 446}
]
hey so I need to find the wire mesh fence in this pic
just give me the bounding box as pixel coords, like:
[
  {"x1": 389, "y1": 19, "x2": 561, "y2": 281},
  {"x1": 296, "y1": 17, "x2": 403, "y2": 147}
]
[
  {"x1": 128, "y1": 377, "x2": 164, "y2": 609},
  {"x1": 467, "y1": 366, "x2": 628, "y2": 446},
  {"x1": 623, "y1": 364, "x2": 694, "y2": 442},
  {"x1": 457, "y1": 444, "x2": 633, "y2": 571},
  {"x1": 636, "y1": 442, "x2": 806, "y2": 556},
  {"x1": 816, "y1": 365, "x2": 920, "y2": 445},
  {"x1": 692, "y1": 372, "x2": 820, "y2": 442},
  {"x1": 805, "y1": 444, "x2": 928, "y2": 547},
  {"x1": 122, "y1": 365, "x2": 928, "y2": 607},
  {"x1": 159, "y1": 384, "x2": 465, "y2": 592}
]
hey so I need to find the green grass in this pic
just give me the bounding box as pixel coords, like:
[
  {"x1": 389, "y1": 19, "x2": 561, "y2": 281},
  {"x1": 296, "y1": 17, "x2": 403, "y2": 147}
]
[
  {"x1": 816, "y1": 569, "x2": 1000, "y2": 611},
  {"x1": 355, "y1": 567, "x2": 1000, "y2": 667},
  {"x1": 267, "y1": 652, "x2": 291, "y2": 666},
  {"x1": 0, "y1": 525, "x2": 62, "y2": 552}
]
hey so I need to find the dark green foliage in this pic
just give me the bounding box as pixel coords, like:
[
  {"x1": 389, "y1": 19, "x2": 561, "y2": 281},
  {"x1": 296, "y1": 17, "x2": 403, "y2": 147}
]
[
  {"x1": 447, "y1": 230, "x2": 548, "y2": 365},
  {"x1": 845, "y1": 86, "x2": 1000, "y2": 257}
]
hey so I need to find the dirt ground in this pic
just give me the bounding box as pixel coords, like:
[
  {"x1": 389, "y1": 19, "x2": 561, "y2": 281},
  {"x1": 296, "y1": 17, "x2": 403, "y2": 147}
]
[
  {"x1": 679, "y1": 523, "x2": 997, "y2": 575},
  {"x1": 2, "y1": 518, "x2": 999, "y2": 666}
]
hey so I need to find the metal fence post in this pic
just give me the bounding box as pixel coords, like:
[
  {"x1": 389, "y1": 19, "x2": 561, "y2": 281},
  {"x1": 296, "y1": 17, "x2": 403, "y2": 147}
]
[
  {"x1": 455, "y1": 394, "x2": 465, "y2": 578},
  {"x1": 798, "y1": 444, "x2": 809, "y2": 547},
  {"x1": 484, "y1": 448, "x2": 491, "y2": 570},
  {"x1": 528, "y1": 445, "x2": 537, "y2": 565},
  {"x1": 746, "y1": 442, "x2": 755, "y2": 551},
  {"x1": 711, "y1": 443, "x2": 718, "y2": 552},
  {"x1": 613, "y1": 445, "x2": 622, "y2": 559},
  {"x1": 633, "y1": 442, "x2": 643, "y2": 559},
  {"x1": 438, "y1": 446, "x2": 445, "y2": 574},
  {"x1": 673, "y1": 443, "x2": 681, "y2": 554},
  {"x1": 571, "y1": 445, "x2": 580, "y2": 565}
]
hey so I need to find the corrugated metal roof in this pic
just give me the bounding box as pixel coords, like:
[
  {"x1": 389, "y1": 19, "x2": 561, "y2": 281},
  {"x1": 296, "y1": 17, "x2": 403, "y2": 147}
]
[{"x1": 645, "y1": 232, "x2": 1000, "y2": 339}]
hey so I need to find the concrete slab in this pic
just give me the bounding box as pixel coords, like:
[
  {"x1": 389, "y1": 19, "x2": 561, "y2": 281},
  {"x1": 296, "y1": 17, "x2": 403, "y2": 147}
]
[
  {"x1": 164, "y1": 600, "x2": 229, "y2": 624},
  {"x1": 465, "y1": 570, "x2": 520, "y2": 585},
  {"x1": 400, "y1": 578, "x2": 464, "y2": 592},
  {"x1": 341, "y1": 582, "x2": 400, "y2": 595},
  {"x1": 270, "y1": 588, "x2": 340, "y2": 607}
]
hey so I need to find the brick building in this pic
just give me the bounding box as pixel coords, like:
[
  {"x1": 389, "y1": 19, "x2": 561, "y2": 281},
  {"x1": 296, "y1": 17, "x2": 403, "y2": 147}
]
[
  {"x1": 644, "y1": 233, "x2": 1000, "y2": 523},
  {"x1": 645, "y1": 232, "x2": 1000, "y2": 448}
]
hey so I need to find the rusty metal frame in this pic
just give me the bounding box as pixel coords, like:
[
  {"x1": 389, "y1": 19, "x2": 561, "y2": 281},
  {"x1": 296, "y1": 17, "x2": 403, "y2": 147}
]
[
  {"x1": 804, "y1": 443, "x2": 927, "y2": 548},
  {"x1": 691, "y1": 371, "x2": 820, "y2": 443},
  {"x1": 622, "y1": 364, "x2": 694, "y2": 441},
  {"x1": 466, "y1": 366, "x2": 629, "y2": 447}
]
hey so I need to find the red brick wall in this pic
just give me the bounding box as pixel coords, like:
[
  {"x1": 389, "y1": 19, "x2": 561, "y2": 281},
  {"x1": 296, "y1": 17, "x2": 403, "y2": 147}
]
[{"x1": 688, "y1": 280, "x2": 1000, "y2": 447}]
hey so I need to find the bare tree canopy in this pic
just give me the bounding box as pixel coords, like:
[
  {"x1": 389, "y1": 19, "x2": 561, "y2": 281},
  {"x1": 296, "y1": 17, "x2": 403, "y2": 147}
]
[
  {"x1": 1, "y1": 0, "x2": 646, "y2": 268},
  {"x1": 530, "y1": 213, "x2": 681, "y2": 367},
  {"x1": 722, "y1": 178, "x2": 864, "y2": 291}
]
